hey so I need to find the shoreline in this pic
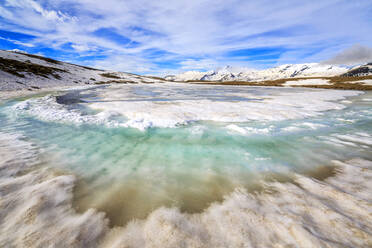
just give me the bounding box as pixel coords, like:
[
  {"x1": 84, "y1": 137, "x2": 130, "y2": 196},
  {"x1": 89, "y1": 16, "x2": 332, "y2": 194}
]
[
  {"x1": 1, "y1": 80, "x2": 369, "y2": 104},
  {"x1": 0, "y1": 86, "x2": 68, "y2": 102},
  {"x1": 0, "y1": 85, "x2": 101, "y2": 103},
  {"x1": 174, "y1": 75, "x2": 372, "y2": 90}
]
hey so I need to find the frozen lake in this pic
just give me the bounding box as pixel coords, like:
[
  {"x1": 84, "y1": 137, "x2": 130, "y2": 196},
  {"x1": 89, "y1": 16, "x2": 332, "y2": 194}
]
[{"x1": 1, "y1": 83, "x2": 372, "y2": 247}]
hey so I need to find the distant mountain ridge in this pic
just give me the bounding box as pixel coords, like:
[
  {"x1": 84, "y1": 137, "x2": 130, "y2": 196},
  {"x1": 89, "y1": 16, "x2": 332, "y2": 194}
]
[
  {"x1": 165, "y1": 63, "x2": 372, "y2": 82},
  {"x1": 1, "y1": 49, "x2": 371, "y2": 91}
]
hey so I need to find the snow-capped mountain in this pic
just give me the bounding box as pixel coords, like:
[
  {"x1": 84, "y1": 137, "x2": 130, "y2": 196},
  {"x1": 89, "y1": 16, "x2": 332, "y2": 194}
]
[
  {"x1": 0, "y1": 50, "x2": 163, "y2": 91},
  {"x1": 342, "y1": 63, "x2": 372, "y2": 77},
  {"x1": 164, "y1": 71, "x2": 207, "y2": 81},
  {"x1": 166, "y1": 63, "x2": 351, "y2": 82}
]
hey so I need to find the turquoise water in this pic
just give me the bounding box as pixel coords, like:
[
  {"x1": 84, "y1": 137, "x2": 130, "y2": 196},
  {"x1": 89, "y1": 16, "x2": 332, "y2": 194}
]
[{"x1": 1, "y1": 87, "x2": 372, "y2": 226}]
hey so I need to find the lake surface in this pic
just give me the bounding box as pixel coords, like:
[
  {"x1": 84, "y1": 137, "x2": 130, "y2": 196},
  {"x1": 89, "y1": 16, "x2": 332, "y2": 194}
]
[{"x1": 1, "y1": 84, "x2": 372, "y2": 247}]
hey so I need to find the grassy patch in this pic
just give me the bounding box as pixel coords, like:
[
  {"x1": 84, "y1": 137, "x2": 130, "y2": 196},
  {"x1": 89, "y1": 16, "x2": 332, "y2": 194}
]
[
  {"x1": 0, "y1": 57, "x2": 67, "y2": 79},
  {"x1": 186, "y1": 78, "x2": 288, "y2": 86},
  {"x1": 187, "y1": 75, "x2": 372, "y2": 90},
  {"x1": 66, "y1": 63, "x2": 102, "y2": 71},
  {"x1": 145, "y1": 76, "x2": 166, "y2": 81},
  {"x1": 292, "y1": 83, "x2": 372, "y2": 90},
  {"x1": 9, "y1": 50, "x2": 102, "y2": 71},
  {"x1": 328, "y1": 75, "x2": 372, "y2": 83},
  {"x1": 140, "y1": 80, "x2": 155, "y2": 84},
  {"x1": 100, "y1": 73, "x2": 121, "y2": 79},
  {"x1": 14, "y1": 52, "x2": 61, "y2": 64},
  {"x1": 95, "y1": 80, "x2": 138, "y2": 85}
]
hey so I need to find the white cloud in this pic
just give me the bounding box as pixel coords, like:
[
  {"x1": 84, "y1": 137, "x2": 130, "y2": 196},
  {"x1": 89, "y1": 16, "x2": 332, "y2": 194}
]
[
  {"x1": 179, "y1": 59, "x2": 219, "y2": 71},
  {"x1": 71, "y1": 43, "x2": 96, "y2": 52},
  {"x1": 0, "y1": 36, "x2": 35, "y2": 47},
  {"x1": 0, "y1": 0, "x2": 371, "y2": 74},
  {"x1": 323, "y1": 44, "x2": 372, "y2": 65},
  {"x1": 0, "y1": 6, "x2": 13, "y2": 19},
  {"x1": 5, "y1": 0, "x2": 71, "y2": 22},
  {"x1": 90, "y1": 54, "x2": 156, "y2": 74}
]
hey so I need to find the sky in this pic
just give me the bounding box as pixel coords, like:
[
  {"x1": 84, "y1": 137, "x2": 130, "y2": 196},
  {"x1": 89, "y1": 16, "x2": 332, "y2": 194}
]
[{"x1": 0, "y1": 0, "x2": 371, "y2": 75}]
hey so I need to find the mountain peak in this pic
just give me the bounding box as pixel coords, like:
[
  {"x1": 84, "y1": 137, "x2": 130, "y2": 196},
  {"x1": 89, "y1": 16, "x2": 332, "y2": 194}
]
[{"x1": 168, "y1": 63, "x2": 351, "y2": 82}]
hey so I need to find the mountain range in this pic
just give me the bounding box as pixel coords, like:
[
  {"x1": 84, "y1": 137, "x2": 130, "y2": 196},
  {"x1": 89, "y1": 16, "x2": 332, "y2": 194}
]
[
  {"x1": 165, "y1": 63, "x2": 372, "y2": 82},
  {"x1": 0, "y1": 49, "x2": 371, "y2": 91}
]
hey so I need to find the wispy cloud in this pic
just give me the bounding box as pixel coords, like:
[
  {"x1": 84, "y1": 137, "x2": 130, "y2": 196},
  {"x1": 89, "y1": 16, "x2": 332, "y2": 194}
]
[
  {"x1": 0, "y1": 36, "x2": 34, "y2": 47},
  {"x1": 0, "y1": 0, "x2": 371, "y2": 74}
]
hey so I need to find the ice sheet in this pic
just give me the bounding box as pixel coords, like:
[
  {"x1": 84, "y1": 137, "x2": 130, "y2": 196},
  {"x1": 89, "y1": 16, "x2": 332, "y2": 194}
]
[{"x1": 12, "y1": 83, "x2": 362, "y2": 130}]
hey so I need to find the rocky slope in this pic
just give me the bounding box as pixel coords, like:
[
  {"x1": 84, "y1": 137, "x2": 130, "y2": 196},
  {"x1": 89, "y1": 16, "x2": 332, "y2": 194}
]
[
  {"x1": 342, "y1": 63, "x2": 372, "y2": 77},
  {"x1": 0, "y1": 50, "x2": 163, "y2": 91}
]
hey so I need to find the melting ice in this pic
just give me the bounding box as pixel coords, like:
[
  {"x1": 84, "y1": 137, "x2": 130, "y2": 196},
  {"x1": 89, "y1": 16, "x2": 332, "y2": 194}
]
[{"x1": 1, "y1": 83, "x2": 372, "y2": 247}]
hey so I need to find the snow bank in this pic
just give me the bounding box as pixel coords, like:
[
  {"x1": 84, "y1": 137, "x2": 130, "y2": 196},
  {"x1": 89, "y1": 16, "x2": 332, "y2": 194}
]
[
  {"x1": 283, "y1": 78, "x2": 331, "y2": 86},
  {"x1": 354, "y1": 79, "x2": 372, "y2": 86}
]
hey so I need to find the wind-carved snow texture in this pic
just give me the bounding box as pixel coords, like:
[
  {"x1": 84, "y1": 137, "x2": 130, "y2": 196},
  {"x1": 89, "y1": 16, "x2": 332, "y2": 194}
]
[{"x1": 0, "y1": 131, "x2": 371, "y2": 247}]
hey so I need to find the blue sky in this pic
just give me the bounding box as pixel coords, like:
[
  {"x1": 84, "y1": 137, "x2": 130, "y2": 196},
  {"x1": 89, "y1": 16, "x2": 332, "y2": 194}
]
[{"x1": 0, "y1": 0, "x2": 371, "y2": 75}]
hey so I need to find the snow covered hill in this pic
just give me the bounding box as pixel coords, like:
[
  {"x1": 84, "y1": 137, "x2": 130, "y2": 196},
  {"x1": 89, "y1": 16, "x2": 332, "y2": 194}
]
[
  {"x1": 0, "y1": 50, "x2": 163, "y2": 91},
  {"x1": 166, "y1": 63, "x2": 353, "y2": 82},
  {"x1": 342, "y1": 63, "x2": 372, "y2": 77},
  {"x1": 2, "y1": 49, "x2": 371, "y2": 91}
]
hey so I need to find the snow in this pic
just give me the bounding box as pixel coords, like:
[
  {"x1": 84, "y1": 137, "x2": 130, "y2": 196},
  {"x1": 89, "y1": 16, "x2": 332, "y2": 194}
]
[
  {"x1": 2, "y1": 81, "x2": 372, "y2": 247},
  {"x1": 354, "y1": 79, "x2": 372, "y2": 86},
  {"x1": 168, "y1": 63, "x2": 349, "y2": 82},
  {"x1": 2, "y1": 130, "x2": 372, "y2": 248},
  {"x1": 12, "y1": 83, "x2": 362, "y2": 130},
  {"x1": 226, "y1": 124, "x2": 272, "y2": 135},
  {"x1": 0, "y1": 50, "x2": 163, "y2": 91},
  {"x1": 283, "y1": 79, "x2": 331, "y2": 86},
  {"x1": 165, "y1": 71, "x2": 207, "y2": 81},
  {"x1": 84, "y1": 84, "x2": 362, "y2": 130}
]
